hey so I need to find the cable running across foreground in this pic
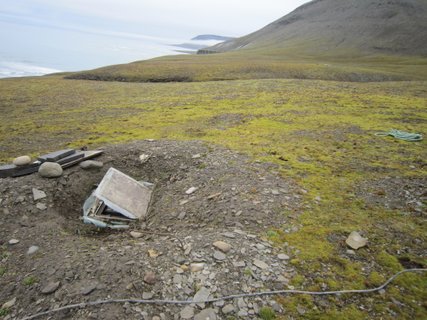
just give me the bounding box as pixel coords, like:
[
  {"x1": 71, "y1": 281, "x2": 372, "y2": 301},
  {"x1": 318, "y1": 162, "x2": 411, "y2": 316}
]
[{"x1": 20, "y1": 268, "x2": 427, "y2": 320}]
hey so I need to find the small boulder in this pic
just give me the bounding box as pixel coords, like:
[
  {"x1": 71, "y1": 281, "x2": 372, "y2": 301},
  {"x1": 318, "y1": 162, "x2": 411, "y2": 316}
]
[
  {"x1": 346, "y1": 231, "x2": 367, "y2": 250},
  {"x1": 39, "y1": 162, "x2": 63, "y2": 178},
  {"x1": 13, "y1": 156, "x2": 31, "y2": 166},
  {"x1": 79, "y1": 160, "x2": 103, "y2": 170}
]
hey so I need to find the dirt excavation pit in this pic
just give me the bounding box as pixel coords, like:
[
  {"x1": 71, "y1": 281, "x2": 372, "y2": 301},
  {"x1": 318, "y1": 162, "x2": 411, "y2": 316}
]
[
  {"x1": 50, "y1": 140, "x2": 301, "y2": 233},
  {"x1": 0, "y1": 140, "x2": 306, "y2": 320}
]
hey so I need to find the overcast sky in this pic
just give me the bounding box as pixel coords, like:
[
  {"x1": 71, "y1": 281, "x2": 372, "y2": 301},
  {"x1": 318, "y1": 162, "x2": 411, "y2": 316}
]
[
  {"x1": 1, "y1": 0, "x2": 311, "y2": 38},
  {"x1": 0, "y1": 0, "x2": 312, "y2": 75}
]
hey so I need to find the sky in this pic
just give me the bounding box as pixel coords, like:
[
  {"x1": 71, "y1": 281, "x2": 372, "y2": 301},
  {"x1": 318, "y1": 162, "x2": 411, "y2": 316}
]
[{"x1": 0, "y1": 0, "x2": 311, "y2": 77}]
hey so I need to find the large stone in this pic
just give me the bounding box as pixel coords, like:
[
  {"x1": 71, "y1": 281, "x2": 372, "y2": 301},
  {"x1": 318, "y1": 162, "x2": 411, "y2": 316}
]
[
  {"x1": 38, "y1": 162, "x2": 63, "y2": 178},
  {"x1": 79, "y1": 160, "x2": 103, "y2": 170},
  {"x1": 32, "y1": 188, "x2": 46, "y2": 201},
  {"x1": 346, "y1": 231, "x2": 367, "y2": 250},
  {"x1": 212, "y1": 241, "x2": 231, "y2": 253},
  {"x1": 13, "y1": 156, "x2": 31, "y2": 166}
]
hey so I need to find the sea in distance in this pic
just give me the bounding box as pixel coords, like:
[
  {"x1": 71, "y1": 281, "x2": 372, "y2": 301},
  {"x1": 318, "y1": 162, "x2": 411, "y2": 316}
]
[{"x1": 0, "y1": 19, "x2": 222, "y2": 78}]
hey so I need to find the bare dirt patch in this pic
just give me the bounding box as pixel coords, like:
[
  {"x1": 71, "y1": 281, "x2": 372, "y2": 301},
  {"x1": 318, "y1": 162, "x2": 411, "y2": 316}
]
[{"x1": 0, "y1": 140, "x2": 302, "y2": 319}]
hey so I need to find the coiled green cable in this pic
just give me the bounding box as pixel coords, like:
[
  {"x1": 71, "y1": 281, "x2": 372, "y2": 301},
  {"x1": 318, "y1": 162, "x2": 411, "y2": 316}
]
[{"x1": 375, "y1": 129, "x2": 423, "y2": 142}]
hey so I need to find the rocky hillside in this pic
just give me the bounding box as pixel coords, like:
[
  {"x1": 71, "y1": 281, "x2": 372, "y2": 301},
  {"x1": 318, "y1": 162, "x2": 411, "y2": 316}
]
[{"x1": 204, "y1": 0, "x2": 427, "y2": 56}]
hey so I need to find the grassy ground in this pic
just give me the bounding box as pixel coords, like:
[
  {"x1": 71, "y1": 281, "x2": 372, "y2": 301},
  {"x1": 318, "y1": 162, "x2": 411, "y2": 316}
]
[
  {"x1": 0, "y1": 76, "x2": 426, "y2": 318},
  {"x1": 66, "y1": 51, "x2": 427, "y2": 83}
]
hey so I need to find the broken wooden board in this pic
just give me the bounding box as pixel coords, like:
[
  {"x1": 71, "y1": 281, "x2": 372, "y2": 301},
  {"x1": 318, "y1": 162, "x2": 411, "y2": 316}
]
[
  {"x1": 94, "y1": 168, "x2": 153, "y2": 220},
  {"x1": 38, "y1": 149, "x2": 75, "y2": 162},
  {"x1": 0, "y1": 162, "x2": 41, "y2": 178},
  {"x1": 61, "y1": 150, "x2": 103, "y2": 169}
]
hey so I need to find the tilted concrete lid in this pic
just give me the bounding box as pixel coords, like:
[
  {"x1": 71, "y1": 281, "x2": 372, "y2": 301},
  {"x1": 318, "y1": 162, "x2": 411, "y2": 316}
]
[{"x1": 94, "y1": 167, "x2": 153, "y2": 220}]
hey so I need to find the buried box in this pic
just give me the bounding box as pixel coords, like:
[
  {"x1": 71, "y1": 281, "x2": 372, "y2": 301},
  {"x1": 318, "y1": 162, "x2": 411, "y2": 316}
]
[{"x1": 83, "y1": 168, "x2": 154, "y2": 229}]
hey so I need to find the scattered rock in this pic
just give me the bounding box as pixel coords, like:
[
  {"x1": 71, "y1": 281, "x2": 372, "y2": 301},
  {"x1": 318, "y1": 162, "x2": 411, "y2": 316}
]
[
  {"x1": 27, "y1": 246, "x2": 39, "y2": 255},
  {"x1": 190, "y1": 263, "x2": 205, "y2": 272},
  {"x1": 180, "y1": 306, "x2": 195, "y2": 319},
  {"x1": 222, "y1": 304, "x2": 235, "y2": 314},
  {"x1": 38, "y1": 162, "x2": 63, "y2": 178},
  {"x1": 79, "y1": 160, "x2": 103, "y2": 170},
  {"x1": 223, "y1": 232, "x2": 235, "y2": 239},
  {"x1": 148, "y1": 249, "x2": 160, "y2": 258},
  {"x1": 277, "y1": 254, "x2": 290, "y2": 260},
  {"x1": 253, "y1": 259, "x2": 269, "y2": 270},
  {"x1": 213, "y1": 250, "x2": 226, "y2": 261},
  {"x1": 8, "y1": 239, "x2": 19, "y2": 245},
  {"x1": 233, "y1": 261, "x2": 246, "y2": 268},
  {"x1": 212, "y1": 241, "x2": 231, "y2": 253},
  {"x1": 346, "y1": 249, "x2": 356, "y2": 255},
  {"x1": 139, "y1": 154, "x2": 150, "y2": 163},
  {"x1": 32, "y1": 188, "x2": 46, "y2": 201},
  {"x1": 41, "y1": 281, "x2": 60, "y2": 294},
  {"x1": 346, "y1": 231, "x2": 367, "y2": 250},
  {"x1": 13, "y1": 156, "x2": 31, "y2": 166},
  {"x1": 81, "y1": 283, "x2": 97, "y2": 295},
  {"x1": 185, "y1": 187, "x2": 198, "y2": 195},
  {"x1": 142, "y1": 292, "x2": 154, "y2": 300},
  {"x1": 36, "y1": 203, "x2": 47, "y2": 210},
  {"x1": 193, "y1": 287, "x2": 211, "y2": 307},
  {"x1": 144, "y1": 271, "x2": 156, "y2": 284},
  {"x1": 194, "y1": 308, "x2": 216, "y2": 320},
  {"x1": 207, "y1": 192, "x2": 222, "y2": 200},
  {"x1": 1, "y1": 297, "x2": 16, "y2": 309},
  {"x1": 130, "y1": 231, "x2": 143, "y2": 239}
]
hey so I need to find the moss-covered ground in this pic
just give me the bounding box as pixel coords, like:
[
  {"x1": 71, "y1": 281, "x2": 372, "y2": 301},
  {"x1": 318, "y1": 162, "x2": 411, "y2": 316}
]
[
  {"x1": 0, "y1": 76, "x2": 426, "y2": 318},
  {"x1": 66, "y1": 51, "x2": 427, "y2": 83}
]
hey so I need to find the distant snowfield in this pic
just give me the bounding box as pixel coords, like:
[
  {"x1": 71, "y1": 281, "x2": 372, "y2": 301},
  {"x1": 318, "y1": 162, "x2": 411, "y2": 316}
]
[{"x1": 0, "y1": 61, "x2": 62, "y2": 78}]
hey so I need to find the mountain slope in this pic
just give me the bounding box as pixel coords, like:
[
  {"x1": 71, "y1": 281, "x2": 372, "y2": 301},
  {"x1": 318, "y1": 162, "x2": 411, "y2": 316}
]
[
  {"x1": 204, "y1": 0, "x2": 427, "y2": 57},
  {"x1": 67, "y1": 0, "x2": 427, "y2": 83}
]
